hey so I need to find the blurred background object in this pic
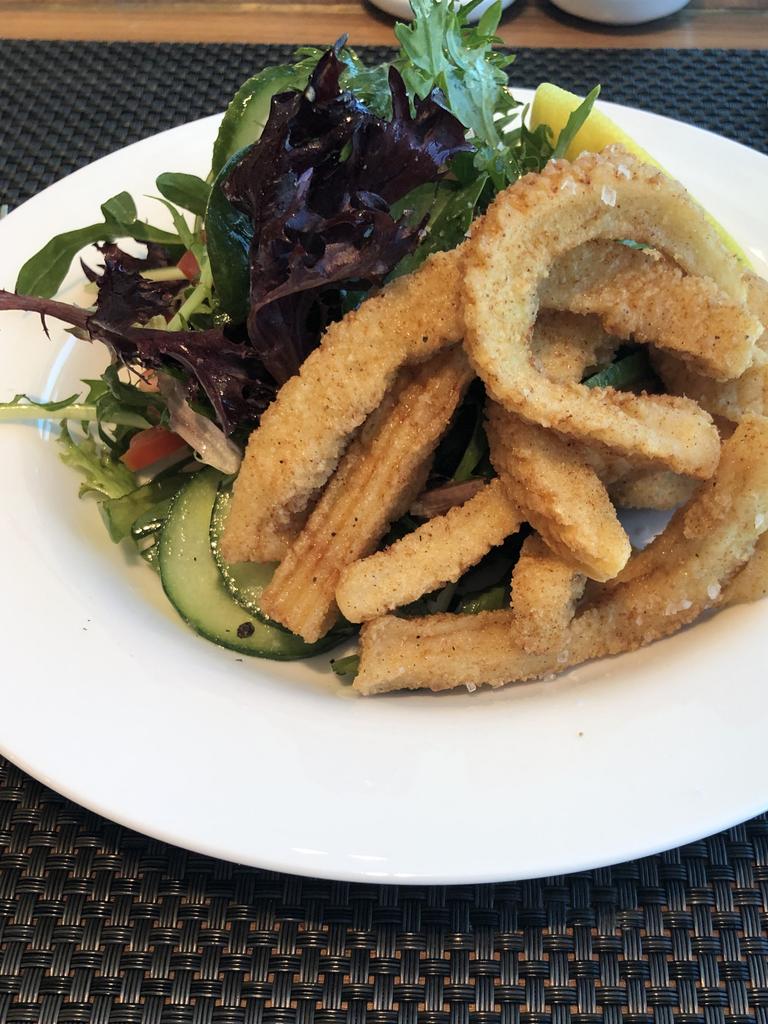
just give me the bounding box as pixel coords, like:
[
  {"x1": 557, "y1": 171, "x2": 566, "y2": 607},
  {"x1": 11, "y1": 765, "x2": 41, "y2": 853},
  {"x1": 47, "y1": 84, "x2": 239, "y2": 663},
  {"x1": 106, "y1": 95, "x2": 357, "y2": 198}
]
[
  {"x1": 369, "y1": 0, "x2": 516, "y2": 20},
  {"x1": 551, "y1": 0, "x2": 690, "y2": 23}
]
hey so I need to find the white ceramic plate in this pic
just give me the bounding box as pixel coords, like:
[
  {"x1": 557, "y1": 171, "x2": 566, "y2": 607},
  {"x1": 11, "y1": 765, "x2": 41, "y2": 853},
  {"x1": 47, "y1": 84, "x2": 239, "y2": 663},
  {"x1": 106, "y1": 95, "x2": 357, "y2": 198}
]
[{"x1": 1, "y1": 94, "x2": 767, "y2": 884}]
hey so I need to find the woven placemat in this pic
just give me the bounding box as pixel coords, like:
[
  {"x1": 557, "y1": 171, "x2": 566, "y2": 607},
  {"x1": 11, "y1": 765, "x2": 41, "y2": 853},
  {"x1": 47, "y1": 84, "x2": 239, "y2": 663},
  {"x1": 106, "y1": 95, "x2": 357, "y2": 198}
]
[
  {"x1": 2, "y1": 759, "x2": 768, "y2": 1022},
  {"x1": 2, "y1": 41, "x2": 768, "y2": 1022},
  {"x1": 0, "y1": 43, "x2": 766, "y2": 209}
]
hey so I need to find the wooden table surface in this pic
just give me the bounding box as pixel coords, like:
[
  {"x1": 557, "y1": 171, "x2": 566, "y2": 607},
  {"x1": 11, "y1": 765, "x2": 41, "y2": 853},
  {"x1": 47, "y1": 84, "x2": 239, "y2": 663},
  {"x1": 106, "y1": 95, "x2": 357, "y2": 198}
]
[{"x1": 1, "y1": 0, "x2": 766, "y2": 48}]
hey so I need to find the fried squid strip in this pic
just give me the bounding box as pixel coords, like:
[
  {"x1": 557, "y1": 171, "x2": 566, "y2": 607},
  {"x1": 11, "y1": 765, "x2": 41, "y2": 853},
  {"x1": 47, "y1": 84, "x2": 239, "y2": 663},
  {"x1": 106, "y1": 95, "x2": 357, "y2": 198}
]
[
  {"x1": 510, "y1": 535, "x2": 585, "y2": 654},
  {"x1": 463, "y1": 147, "x2": 727, "y2": 478},
  {"x1": 223, "y1": 247, "x2": 464, "y2": 562},
  {"x1": 354, "y1": 416, "x2": 768, "y2": 695},
  {"x1": 486, "y1": 402, "x2": 631, "y2": 581},
  {"x1": 336, "y1": 479, "x2": 521, "y2": 623},
  {"x1": 259, "y1": 347, "x2": 473, "y2": 643},
  {"x1": 541, "y1": 240, "x2": 761, "y2": 381}
]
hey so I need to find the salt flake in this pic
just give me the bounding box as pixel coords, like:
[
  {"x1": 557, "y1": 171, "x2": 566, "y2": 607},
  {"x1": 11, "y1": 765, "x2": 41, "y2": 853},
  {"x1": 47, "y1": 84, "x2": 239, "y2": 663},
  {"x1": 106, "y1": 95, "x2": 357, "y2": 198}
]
[{"x1": 600, "y1": 184, "x2": 617, "y2": 207}]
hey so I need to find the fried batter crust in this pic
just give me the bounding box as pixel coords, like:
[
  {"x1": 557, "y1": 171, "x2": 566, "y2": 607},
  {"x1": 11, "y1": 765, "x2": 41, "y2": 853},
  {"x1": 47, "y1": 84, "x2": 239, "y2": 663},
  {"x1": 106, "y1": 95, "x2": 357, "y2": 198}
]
[
  {"x1": 510, "y1": 534, "x2": 585, "y2": 654},
  {"x1": 354, "y1": 416, "x2": 768, "y2": 694},
  {"x1": 463, "y1": 147, "x2": 728, "y2": 478},
  {"x1": 259, "y1": 347, "x2": 473, "y2": 642},
  {"x1": 222, "y1": 247, "x2": 465, "y2": 562},
  {"x1": 542, "y1": 240, "x2": 761, "y2": 381},
  {"x1": 652, "y1": 273, "x2": 768, "y2": 424},
  {"x1": 336, "y1": 479, "x2": 521, "y2": 623},
  {"x1": 486, "y1": 402, "x2": 631, "y2": 581}
]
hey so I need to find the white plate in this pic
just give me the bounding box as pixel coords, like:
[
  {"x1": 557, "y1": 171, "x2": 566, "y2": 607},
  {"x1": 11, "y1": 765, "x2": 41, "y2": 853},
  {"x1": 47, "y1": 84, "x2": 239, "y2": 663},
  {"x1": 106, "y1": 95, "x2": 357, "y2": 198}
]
[{"x1": 1, "y1": 94, "x2": 767, "y2": 884}]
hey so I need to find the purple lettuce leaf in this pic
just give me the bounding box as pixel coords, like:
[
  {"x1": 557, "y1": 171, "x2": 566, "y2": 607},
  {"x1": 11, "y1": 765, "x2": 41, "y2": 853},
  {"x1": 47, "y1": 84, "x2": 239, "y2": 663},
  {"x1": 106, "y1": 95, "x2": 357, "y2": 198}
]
[
  {"x1": 0, "y1": 289, "x2": 275, "y2": 435},
  {"x1": 80, "y1": 245, "x2": 186, "y2": 327},
  {"x1": 222, "y1": 46, "x2": 470, "y2": 384}
]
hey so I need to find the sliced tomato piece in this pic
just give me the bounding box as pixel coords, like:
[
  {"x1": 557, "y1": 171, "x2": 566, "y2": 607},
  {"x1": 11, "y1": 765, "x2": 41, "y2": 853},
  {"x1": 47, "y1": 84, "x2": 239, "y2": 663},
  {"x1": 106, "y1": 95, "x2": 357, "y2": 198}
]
[
  {"x1": 121, "y1": 427, "x2": 188, "y2": 472},
  {"x1": 177, "y1": 250, "x2": 200, "y2": 281}
]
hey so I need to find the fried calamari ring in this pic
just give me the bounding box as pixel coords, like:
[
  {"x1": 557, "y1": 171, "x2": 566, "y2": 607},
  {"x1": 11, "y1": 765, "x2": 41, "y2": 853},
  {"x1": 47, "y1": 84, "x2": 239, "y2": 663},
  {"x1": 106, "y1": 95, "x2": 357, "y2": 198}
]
[
  {"x1": 653, "y1": 274, "x2": 768, "y2": 424},
  {"x1": 653, "y1": 349, "x2": 768, "y2": 425},
  {"x1": 463, "y1": 147, "x2": 730, "y2": 479},
  {"x1": 576, "y1": 446, "x2": 697, "y2": 510},
  {"x1": 531, "y1": 311, "x2": 695, "y2": 510},
  {"x1": 531, "y1": 310, "x2": 618, "y2": 384},
  {"x1": 541, "y1": 240, "x2": 761, "y2": 381}
]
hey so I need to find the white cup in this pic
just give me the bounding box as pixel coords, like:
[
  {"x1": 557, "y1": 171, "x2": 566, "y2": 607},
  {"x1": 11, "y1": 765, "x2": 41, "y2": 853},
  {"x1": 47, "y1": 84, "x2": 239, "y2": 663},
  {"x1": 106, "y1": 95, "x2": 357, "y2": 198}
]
[{"x1": 550, "y1": 0, "x2": 689, "y2": 25}]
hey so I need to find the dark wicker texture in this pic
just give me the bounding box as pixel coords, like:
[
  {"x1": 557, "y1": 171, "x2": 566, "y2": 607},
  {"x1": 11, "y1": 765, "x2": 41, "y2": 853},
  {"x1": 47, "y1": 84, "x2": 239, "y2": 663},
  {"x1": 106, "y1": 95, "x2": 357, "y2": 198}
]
[
  {"x1": 2, "y1": 759, "x2": 768, "y2": 1023},
  {"x1": 2, "y1": 41, "x2": 768, "y2": 1023},
  {"x1": 0, "y1": 43, "x2": 766, "y2": 209}
]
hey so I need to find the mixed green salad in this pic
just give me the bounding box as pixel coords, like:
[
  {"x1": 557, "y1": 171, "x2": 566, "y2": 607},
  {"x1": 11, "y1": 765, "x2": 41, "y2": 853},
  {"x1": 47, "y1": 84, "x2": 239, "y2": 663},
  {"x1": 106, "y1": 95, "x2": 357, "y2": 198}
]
[{"x1": 0, "y1": 0, "x2": 627, "y2": 667}]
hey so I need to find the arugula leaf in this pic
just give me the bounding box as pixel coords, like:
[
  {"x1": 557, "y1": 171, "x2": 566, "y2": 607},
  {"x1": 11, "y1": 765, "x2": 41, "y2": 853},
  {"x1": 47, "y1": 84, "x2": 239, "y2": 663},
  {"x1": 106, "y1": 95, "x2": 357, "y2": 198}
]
[
  {"x1": 552, "y1": 85, "x2": 601, "y2": 159},
  {"x1": 16, "y1": 224, "x2": 113, "y2": 298},
  {"x1": 394, "y1": 0, "x2": 518, "y2": 186},
  {"x1": 156, "y1": 173, "x2": 211, "y2": 218},
  {"x1": 150, "y1": 197, "x2": 199, "y2": 257},
  {"x1": 0, "y1": 392, "x2": 79, "y2": 414},
  {"x1": 0, "y1": 393, "x2": 150, "y2": 428},
  {"x1": 392, "y1": 173, "x2": 488, "y2": 279},
  {"x1": 583, "y1": 349, "x2": 651, "y2": 390},
  {"x1": 16, "y1": 191, "x2": 182, "y2": 298},
  {"x1": 0, "y1": 366, "x2": 163, "y2": 430},
  {"x1": 101, "y1": 192, "x2": 137, "y2": 224},
  {"x1": 456, "y1": 584, "x2": 506, "y2": 614},
  {"x1": 58, "y1": 421, "x2": 136, "y2": 499}
]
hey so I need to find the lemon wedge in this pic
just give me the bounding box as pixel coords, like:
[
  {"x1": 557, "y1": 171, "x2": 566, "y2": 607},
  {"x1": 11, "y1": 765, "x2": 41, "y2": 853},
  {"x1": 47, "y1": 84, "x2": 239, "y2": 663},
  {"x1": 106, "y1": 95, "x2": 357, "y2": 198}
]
[{"x1": 530, "y1": 82, "x2": 751, "y2": 267}]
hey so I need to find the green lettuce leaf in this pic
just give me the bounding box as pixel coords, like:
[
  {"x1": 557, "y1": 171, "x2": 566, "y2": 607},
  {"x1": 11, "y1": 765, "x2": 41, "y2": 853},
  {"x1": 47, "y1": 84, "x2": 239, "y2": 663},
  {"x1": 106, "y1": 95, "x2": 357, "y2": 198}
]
[{"x1": 57, "y1": 422, "x2": 136, "y2": 499}]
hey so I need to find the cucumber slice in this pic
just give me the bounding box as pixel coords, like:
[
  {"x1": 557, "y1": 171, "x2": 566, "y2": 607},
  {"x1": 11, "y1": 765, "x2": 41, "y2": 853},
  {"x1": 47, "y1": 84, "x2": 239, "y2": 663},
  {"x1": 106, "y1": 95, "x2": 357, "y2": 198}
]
[
  {"x1": 159, "y1": 470, "x2": 341, "y2": 659},
  {"x1": 209, "y1": 490, "x2": 278, "y2": 622}
]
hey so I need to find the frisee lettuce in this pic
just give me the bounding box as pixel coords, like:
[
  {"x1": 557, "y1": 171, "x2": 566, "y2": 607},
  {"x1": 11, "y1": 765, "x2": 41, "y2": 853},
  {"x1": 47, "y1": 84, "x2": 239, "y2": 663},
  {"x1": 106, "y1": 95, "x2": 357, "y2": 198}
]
[{"x1": 57, "y1": 422, "x2": 136, "y2": 500}]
